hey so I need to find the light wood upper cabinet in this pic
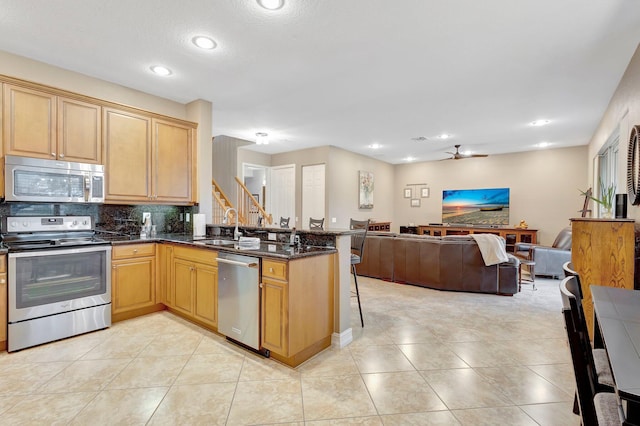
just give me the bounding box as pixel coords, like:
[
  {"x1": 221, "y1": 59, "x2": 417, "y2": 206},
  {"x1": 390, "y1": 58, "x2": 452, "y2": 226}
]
[
  {"x1": 152, "y1": 118, "x2": 194, "y2": 203},
  {"x1": 3, "y1": 84, "x2": 102, "y2": 163},
  {"x1": 57, "y1": 97, "x2": 102, "y2": 163},
  {"x1": 104, "y1": 109, "x2": 196, "y2": 204},
  {"x1": 3, "y1": 84, "x2": 56, "y2": 159},
  {"x1": 104, "y1": 107, "x2": 152, "y2": 202}
]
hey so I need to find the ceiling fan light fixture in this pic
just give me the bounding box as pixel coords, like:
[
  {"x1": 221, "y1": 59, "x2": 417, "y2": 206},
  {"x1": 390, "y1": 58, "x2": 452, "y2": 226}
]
[
  {"x1": 257, "y1": 0, "x2": 284, "y2": 10},
  {"x1": 192, "y1": 36, "x2": 217, "y2": 50},
  {"x1": 255, "y1": 132, "x2": 269, "y2": 145},
  {"x1": 530, "y1": 119, "x2": 551, "y2": 127}
]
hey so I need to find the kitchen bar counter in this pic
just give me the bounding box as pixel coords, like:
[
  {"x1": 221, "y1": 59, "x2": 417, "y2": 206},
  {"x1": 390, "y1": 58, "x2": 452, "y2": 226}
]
[{"x1": 103, "y1": 233, "x2": 337, "y2": 260}]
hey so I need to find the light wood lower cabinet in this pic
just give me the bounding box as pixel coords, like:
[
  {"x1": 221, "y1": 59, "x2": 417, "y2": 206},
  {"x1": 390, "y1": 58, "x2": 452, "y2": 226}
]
[
  {"x1": 0, "y1": 255, "x2": 6, "y2": 350},
  {"x1": 261, "y1": 255, "x2": 334, "y2": 367},
  {"x1": 169, "y1": 246, "x2": 218, "y2": 329},
  {"x1": 111, "y1": 243, "x2": 162, "y2": 322}
]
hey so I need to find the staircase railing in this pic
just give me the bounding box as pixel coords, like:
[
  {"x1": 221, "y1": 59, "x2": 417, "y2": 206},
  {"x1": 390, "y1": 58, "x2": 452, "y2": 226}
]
[
  {"x1": 235, "y1": 177, "x2": 273, "y2": 226},
  {"x1": 212, "y1": 178, "x2": 243, "y2": 224}
]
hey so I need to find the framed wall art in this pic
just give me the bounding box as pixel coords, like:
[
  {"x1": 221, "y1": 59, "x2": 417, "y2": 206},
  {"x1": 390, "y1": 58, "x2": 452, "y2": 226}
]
[
  {"x1": 359, "y1": 170, "x2": 374, "y2": 209},
  {"x1": 411, "y1": 198, "x2": 420, "y2": 207},
  {"x1": 404, "y1": 188, "x2": 412, "y2": 198},
  {"x1": 421, "y1": 187, "x2": 430, "y2": 198}
]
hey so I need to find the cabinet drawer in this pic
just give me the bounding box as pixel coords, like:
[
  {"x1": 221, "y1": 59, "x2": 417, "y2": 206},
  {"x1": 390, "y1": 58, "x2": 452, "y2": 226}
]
[
  {"x1": 263, "y1": 259, "x2": 287, "y2": 281},
  {"x1": 173, "y1": 245, "x2": 218, "y2": 265},
  {"x1": 112, "y1": 243, "x2": 156, "y2": 259}
]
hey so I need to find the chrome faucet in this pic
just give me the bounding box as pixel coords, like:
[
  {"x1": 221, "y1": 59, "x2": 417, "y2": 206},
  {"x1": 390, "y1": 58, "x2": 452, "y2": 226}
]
[{"x1": 223, "y1": 207, "x2": 242, "y2": 241}]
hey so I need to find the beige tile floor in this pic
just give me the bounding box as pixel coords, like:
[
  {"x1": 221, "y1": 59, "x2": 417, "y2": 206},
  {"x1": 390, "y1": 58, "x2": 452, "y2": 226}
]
[{"x1": 0, "y1": 274, "x2": 579, "y2": 425}]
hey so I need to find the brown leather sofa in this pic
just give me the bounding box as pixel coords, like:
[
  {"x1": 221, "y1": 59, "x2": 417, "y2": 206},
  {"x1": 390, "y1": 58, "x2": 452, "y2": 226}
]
[{"x1": 356, "y1": 233, "x2": 519, "y2": 295}]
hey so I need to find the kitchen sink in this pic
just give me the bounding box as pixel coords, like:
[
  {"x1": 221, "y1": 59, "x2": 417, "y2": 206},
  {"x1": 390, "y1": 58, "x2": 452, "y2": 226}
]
[{"x1": 200, "y1": 239, "x2": 236, "y2": 246}]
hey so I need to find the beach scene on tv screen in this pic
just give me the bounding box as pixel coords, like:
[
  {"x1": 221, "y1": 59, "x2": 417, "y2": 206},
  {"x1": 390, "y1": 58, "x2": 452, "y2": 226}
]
[{"x1": 442, "y1": 188, "x2": 510, "y2": 225}]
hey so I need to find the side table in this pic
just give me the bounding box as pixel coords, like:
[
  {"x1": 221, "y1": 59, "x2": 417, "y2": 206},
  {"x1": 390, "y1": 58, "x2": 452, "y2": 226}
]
[{"x1": 519, "y1": 259, "x2": 536, "y2": 291}]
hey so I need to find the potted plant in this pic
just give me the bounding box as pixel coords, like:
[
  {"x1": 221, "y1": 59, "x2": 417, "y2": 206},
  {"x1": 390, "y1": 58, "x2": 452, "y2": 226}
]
[{"x1": 580, "y1": 180, "x2": 616, "y2": 218}]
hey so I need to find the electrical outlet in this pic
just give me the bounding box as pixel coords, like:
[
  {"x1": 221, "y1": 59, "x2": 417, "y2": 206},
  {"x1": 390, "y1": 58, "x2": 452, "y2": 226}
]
[
  {"x1": 268, "y1": 233, "x2": 277, "y2": 241},
  {"x1": 185, "y1": 213, "x2": 190, "y2": 222},
  {"x1": 142, "y1": 212, "x2": 151, "y2": 224}
]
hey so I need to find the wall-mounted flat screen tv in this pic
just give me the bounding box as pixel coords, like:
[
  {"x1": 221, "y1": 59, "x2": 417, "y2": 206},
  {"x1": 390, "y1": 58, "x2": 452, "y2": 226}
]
[{"x1": 442, "y1": 187, "x2": 510, "y2": 226}]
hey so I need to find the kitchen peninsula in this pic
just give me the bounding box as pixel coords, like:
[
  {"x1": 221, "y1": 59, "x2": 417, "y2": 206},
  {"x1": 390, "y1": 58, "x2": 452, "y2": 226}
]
[{"x1": 107, "y1": 226, "x2": 352, "y2": 368}]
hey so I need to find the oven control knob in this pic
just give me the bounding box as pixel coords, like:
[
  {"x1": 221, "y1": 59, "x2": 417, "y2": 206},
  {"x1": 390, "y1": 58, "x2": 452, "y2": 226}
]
[
  {"x1": 72, "y1": 220, "x2": 78, "y2": 226},
  {"x1": 10, "y1": 221, "x2": 17, "y2": 228},
  {"x1": 22, "y1": 222, "x2": 28, "y2": 228}
]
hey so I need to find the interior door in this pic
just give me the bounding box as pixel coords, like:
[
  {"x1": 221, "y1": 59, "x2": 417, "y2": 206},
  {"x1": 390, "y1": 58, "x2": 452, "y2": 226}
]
[
  {"x1": 302, "y1": 164, "x2": 325, "y2": 229},
  {"x1": 268, "y1": 165, "x2": 295, "y2": 228}
]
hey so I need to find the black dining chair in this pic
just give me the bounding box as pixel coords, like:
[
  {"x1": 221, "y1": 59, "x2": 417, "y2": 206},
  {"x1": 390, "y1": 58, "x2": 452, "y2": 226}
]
[
  {"x1": 560, "y1": 270, "x2": 614, "y2": 390},
  {"x1": 279, "y1": 217, "x2": 290, "y2": 228},
  {"x1": 309, "y1": 217, "x2": 324, "y2": 230},
  {"x1": 350, "y1": 219, "x2": 369, "y2": 327},
  {"x1": 561, "y1": 306, "x2": 622, "y2": 425},
  {"x1": 560, "y1": 276, "x2": 620, "y2": 424}
]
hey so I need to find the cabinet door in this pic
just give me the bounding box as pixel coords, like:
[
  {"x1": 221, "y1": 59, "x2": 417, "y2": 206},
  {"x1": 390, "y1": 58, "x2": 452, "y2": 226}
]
[
  {"x1": 173, "y1": 258, "x2": 194, "y2": 315},
  {"x1": 58, "y1": 97, "x2": 102, "y2": 163},
  {"x1": 152, "y1": 118, "x2": 194, "y2": 203},
  {"x1": 0, "y1": 255, "x2": 6, "y2": 347},
  {"x1": 157, "y1": 244, "x2": 174, "y2": 306},
  {"x1": 261, "y1": 278, "x2": 288, "y2": 355},
  {"x1": 193, "y1": 263, "x2": 218, "y2": 328},
  {"x1": 112, "y1": 256, "x2": 156, "y2": 314},
  {"x1": 3, "y1": 84, "x2": 56, "y2": 159},
  {"x1": 104, "y1": 107, "x2": 151, "y2": 202}
]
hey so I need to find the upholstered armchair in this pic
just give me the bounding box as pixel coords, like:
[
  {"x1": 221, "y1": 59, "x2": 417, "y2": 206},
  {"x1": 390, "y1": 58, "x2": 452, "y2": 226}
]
[{"x1": 514, "y1": 227, "x2": 572, "y2": 279}]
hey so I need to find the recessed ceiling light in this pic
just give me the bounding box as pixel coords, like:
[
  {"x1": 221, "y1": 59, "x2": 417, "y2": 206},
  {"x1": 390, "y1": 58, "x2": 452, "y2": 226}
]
[
  {"x1": 405, "y1": 156, "x2": 415, "y2": 162},
  {"x1": 439, "y1": 134, "x2": 450, "y2": 139},
  {"x1": 530, "y1": 119, "x2": 551, "y2": 127},
  {"x1": 369, "y1": 143, "x2": 381, "y2": 149},
  {"x1": 537, "y1": 142, "x2": 551, "y2": 148},
  {"x1": 192, "y1": 36, "x2": 217, "y2": 50},
  {"x1": 150, "y1": 65, "x2": 172, "y2": 76},
  {"x1": 255, "y1": 132, "x2": 269, "y2": 145},
  {"x1": 257, "y1": 0, "x2": 284, "y2": 10}
]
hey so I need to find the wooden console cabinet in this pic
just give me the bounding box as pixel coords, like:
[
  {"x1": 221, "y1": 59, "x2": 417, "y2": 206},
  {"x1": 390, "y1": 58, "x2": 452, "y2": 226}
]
[
  {"x1": 418, "y1": 225, "x2": 537, "y2": 252},
  {"x1": 571, "y1": 218, "x2": 639, "y2": 337}
]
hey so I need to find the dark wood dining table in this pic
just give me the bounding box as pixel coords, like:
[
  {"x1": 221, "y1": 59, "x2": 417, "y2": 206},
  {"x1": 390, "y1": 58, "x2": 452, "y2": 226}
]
[{"x1": 591, "y1": 285, "x2": 640, "y2": 425}]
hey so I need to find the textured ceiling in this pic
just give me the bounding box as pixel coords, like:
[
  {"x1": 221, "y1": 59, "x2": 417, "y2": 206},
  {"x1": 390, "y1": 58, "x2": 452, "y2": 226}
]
[{"x1": 1, "y1": 0, "x2": 639, "y2": 163}]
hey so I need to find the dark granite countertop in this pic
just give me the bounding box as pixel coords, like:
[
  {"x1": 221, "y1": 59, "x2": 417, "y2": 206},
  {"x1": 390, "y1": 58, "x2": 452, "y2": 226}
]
[{"x1": 107, "y1": 233, "x2": 336, "y2": 260}]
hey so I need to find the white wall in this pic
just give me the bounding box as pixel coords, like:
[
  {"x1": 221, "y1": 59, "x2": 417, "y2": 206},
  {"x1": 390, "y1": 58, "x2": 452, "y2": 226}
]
[
  {"x1": 0, "y1": 50, "x2": 186, "y2": 119},
  {"x1": 395, "y1": 146, "x2": 588, "y2": 245},
  {"x1": 587, "y1": 44, "x2": 640, "y2": 221}
]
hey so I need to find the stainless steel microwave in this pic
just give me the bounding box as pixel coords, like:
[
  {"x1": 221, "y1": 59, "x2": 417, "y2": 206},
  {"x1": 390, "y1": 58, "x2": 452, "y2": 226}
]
[{"x1": 4, "y1": 155, "x2": 105, "y2": 203}]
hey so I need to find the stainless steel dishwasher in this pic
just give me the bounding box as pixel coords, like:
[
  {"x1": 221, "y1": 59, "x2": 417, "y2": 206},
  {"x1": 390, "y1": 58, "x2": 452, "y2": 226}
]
[{"x1": 216, "y1": 252, "x2": 268, "y2": 355}]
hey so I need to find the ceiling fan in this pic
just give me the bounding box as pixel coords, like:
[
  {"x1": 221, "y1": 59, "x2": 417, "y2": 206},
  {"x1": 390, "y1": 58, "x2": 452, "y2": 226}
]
[{"x1": 443, "y1": 144, "x2": 488, "y2": 160}]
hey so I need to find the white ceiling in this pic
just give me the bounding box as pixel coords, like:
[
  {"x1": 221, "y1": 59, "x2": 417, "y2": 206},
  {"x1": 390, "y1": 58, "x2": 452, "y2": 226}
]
[{"x1": 1, "y1": 0, "x2": 639, "y2": 164}]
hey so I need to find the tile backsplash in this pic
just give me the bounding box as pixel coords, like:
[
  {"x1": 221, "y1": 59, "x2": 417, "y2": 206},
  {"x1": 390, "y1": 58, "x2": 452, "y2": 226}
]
[{"x1": 0, "y1": 203, "x2": 195, "y2": 235}]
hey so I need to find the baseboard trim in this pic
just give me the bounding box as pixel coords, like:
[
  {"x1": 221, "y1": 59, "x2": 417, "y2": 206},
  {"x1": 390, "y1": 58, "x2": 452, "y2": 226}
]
[{"x1": 331, "y1": 328, "x2": 353, "y2": 348}]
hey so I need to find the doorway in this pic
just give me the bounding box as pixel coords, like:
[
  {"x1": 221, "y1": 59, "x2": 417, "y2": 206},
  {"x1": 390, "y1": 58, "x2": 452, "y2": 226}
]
[{"x1": 302, "y1": 164, "x2": 326, "y2": 229}]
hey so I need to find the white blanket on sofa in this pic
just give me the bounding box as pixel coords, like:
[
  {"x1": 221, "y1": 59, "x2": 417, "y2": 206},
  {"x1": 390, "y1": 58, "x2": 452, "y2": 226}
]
[{"x1": 470, "y1": 234, "x2": 509, "y2": 266}]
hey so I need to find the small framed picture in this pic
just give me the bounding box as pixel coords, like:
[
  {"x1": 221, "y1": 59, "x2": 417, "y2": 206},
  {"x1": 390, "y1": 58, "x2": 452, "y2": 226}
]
[
  {"x1": 421, "y1": 187, "x2": 430, "y2": 198},
  {"x1": 403, "y1": 188, "x2": 412, "y2": 198},
  {"x1": 411, "y1": 198, "x2": 420, "y2": 207}
]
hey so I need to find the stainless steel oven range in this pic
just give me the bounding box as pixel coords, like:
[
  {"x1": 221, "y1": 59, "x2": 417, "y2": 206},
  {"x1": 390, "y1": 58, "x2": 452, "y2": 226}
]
[{"x1": 1, "y1": 216, "x2": 112, "y2": 352}]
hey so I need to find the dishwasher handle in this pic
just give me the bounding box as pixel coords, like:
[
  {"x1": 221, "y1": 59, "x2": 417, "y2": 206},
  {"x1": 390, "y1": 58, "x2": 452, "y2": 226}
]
[{"x1": 216, "y1": 257, "x2": 259, "y2": 268}]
